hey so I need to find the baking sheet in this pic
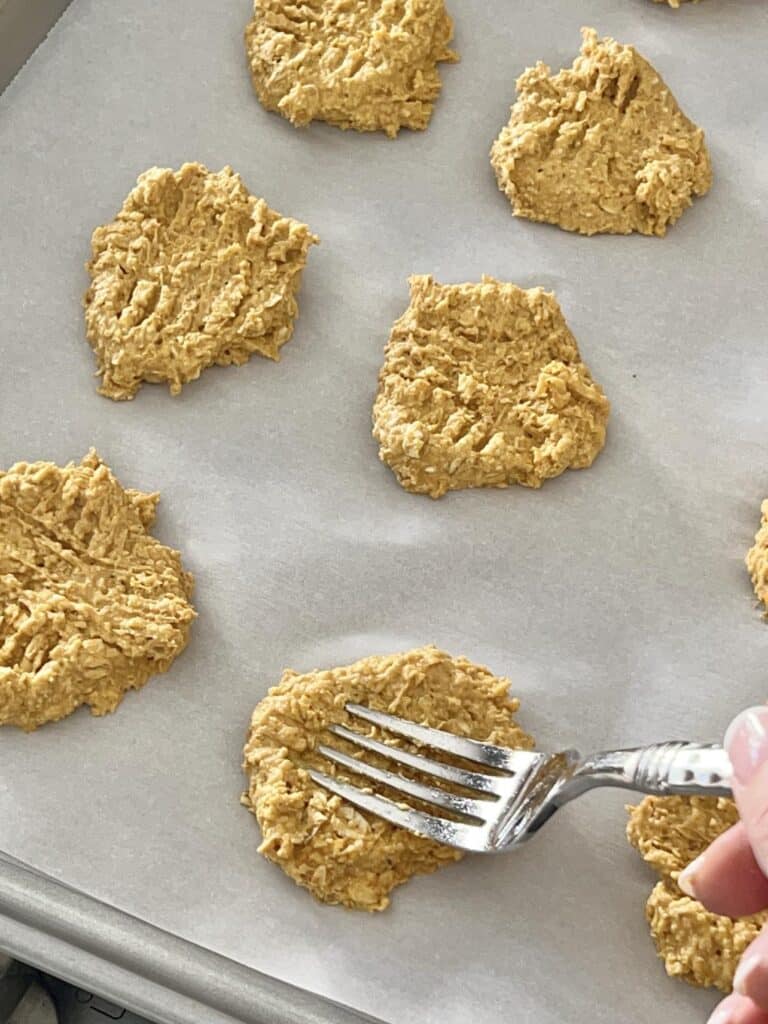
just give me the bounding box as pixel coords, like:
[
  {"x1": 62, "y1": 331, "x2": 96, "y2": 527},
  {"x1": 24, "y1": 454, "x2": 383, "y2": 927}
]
[{"x1": 1, "y1": 0, "x2": 767, "y2": 1021}]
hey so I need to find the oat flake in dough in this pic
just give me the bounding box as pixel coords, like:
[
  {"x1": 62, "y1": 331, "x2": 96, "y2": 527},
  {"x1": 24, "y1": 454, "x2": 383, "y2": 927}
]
[
  {"x1": 242, "y1": 646, "x2": 533, "y2": 911},
  {"x1": 747, "y1": 500, "x2": 768, "y2": 612},
  {"x1": 627, "y1": 796, "x2": 766, "y2": 991},
  {"x1": 491, "y1": 28, "x2": 712, "y2": 236},
  {"x1": 372, "y1": 275, "x2": 610, "y2": 499},
  {"x1": 84, "y1": 163, "x2": 318, "y2": 400},
  {"x1": 0, "y1": 452, "x2": 195, "y2": 731},
  {"x1": 244, "y1": 0, "x2": 457, "y2": 137}
]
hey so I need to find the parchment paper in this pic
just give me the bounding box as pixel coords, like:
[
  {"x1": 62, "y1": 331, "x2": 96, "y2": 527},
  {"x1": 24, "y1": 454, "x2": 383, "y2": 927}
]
[{"x1": 1, "y1": 1, "x2": 767, "y2": 1021}]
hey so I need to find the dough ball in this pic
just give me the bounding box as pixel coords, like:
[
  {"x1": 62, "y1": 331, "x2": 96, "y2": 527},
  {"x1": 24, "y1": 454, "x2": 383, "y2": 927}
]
[
  {"x1": 627, "y1": 795, "x2": 740, "y2": 880},
  {"x1": 244, "y1": 0, "x2": 457, "y2": 137},
  {"x1": 0, "y1": 451, "x2": 195, "y2": 731},
  {"x1": 646, "y1": 880, "x2": 763, "y2": 992},
  {"x1": 242, "y1": 646, "x2": 533, "y2": 911},
  {"x1": 372, "y1": 275, "x2": 610, "y2": 498},
  {"x1": 490, "y1": 28, "x2": 712, "y2": 236},
  {"x1": 85, "y1": 163, "x2": 318, "y2": 400},
  {"x1": 747, "y1": 499, "x2": 768, "y2": 612},
  {"x1": 627, "y1": 796, "x2": 766, "y2": 991}
]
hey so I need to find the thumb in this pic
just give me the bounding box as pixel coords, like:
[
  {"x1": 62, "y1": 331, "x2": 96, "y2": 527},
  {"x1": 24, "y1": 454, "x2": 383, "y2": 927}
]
[{"x1": 725, "y1": 706, "x2": 768, "y2": 875}]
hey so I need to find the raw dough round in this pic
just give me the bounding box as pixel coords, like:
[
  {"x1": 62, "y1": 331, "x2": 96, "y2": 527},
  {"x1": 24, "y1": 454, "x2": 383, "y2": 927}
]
[
  {"x1": 244, "y1": 0, "x2": 457, "y2": 137},
  {"x1": 0, "y1": 451, "x2": 195, "y2": 731},
  {"x1": 85, "y1": 163, "x2": 318, "y2": 400},
  {"x1": 491, "y1": 28, "x2": 712, "y2": 236},
  {"x1": 747, "y1": 500, "x2": 768, "y2": 612},
  {"x1": 242, "y1": 646, "x2": 533, "y2": 911},
  {"x1": 372, "y1": 275, "x2": 610, "y2": 498},
  {"x1": 627, "y1": 796, "x2": 766, "y2": 991}
]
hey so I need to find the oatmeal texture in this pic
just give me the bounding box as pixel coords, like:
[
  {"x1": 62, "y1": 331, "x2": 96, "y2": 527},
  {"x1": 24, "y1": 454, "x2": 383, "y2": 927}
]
[
  {"x1": 242, "y1": 646, "x2": 533, "y2": 911},
  {"x1": 627, "y1": 796, "x2": 766, "y2": 990},
  {"x1": 747, "y1": 500, "x2": 768, "y2": 612},
  {"x1": 0, "y1": 451, "x2": 195, "y2": 731},
  {"x1": 85, "y1": 162, "x2": 318, "y2": 400},
  {"x1": 244, "y1": 0, "x2": 458, "y2": 137},
  {"x1": 372, "y1": 275, "x2": 610, "y2": 498},
  {"x1": 491, "y1": 28, "x2": 712, "y2": 236}
]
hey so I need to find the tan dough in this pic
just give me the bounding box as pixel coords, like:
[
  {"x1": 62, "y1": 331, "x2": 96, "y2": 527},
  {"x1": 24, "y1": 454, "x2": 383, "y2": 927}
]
[
  {"x1": 244, "y1": 0, "x2": 457, "y2": 137},
  {"x1": 372, "y1": 275, "x2": 610, "y2": 499},
  {"x1": 747, "y1": 500, "x2": 768, "y2": 612},
  {"x1": 491, "y1": 28, "x2": 712, "y2": 236},
  {"x1": 85, "y1": 163, "x2": 318, "y2": 400},
  {"x1": 627, "y1": 796, "x2": 767, "y2": 991},
  {"x1": 242, "y1": 646, "x2": 533, "y2": 911},
  {"x1": 0, "y1": 451, "x2": 195, "y2": 731}
]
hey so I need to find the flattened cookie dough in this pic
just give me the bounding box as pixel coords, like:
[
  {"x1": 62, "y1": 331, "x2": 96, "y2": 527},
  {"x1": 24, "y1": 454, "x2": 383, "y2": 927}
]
[
  {"x1": 244, "y1": 0, "x2": 457, "y2": 137},
  {"x1": 372, "y1": 275, "x2": 610, "y2": 498},
  {"x1": 85, "y1": 163, "x2": 318, "y2": 400},
  {"x1": 0, "y1": 451, "x2": 195, "y2": 731},
  {"x1": 491, "y1": 28, "x2": 712, "y2": 236},
  {"x1": 242, "y1": 646, "x2": 533, "y2": 910},
  {"x1": 747, "y1": 500, "x2": 768, "y2": 612},
  {"x1": 627, "y1": 796, "x2": 766, "y2": 990}
]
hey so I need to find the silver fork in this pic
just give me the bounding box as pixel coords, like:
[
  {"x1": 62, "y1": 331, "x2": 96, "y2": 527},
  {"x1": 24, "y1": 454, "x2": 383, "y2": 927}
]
[{"x1": 309, "y1": 704, "x2": 732, "y2": 853}]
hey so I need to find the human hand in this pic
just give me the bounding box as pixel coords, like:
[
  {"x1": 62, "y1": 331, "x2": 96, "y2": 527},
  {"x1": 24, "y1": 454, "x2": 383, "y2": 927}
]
[{"x1": 677, "y1": 707, "x2": 768, "y2": 1024}]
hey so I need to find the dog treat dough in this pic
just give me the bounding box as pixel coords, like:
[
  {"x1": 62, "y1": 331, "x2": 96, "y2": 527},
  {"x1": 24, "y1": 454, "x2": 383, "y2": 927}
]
[
  {"x1": 372, "y1": 275, "x2": 610, "y2": 498},
  {"x1": 244, "y1": 0, "x2": 457, "y2": 137},
  {"x1": 627, "y1": 796, "x2": 767, "y2": 991},
  {"x1": 491, "y1": 28, "x2": 712, "y2": 236},
  {"x1": 242, "y1": 646, "x2": 533, "y2": 911},
  {"x1": 85, "y1": 162, "x2": 318, "y2": 400},
  {"x1": 747, "y1": 500, "x2": 768, "y2": 612},
  {"x1": 0, "y1": 451, "x2": 195, "y2": 731}
]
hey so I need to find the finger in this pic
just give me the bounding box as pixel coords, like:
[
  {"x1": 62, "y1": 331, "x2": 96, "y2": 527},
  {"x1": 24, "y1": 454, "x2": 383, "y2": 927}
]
[
  {"x1": 709, "y1": 992, "x2": 768, "y2": 1024},
  {"x1": 733, "y1": 925, "x2": 768, "y2": 1012},
  {"x1": 725, "y1": 707, "x2": 768, "y2": 875},
  {"x1": 679, "y1": 822, "x2": 768, "y2": 917}
]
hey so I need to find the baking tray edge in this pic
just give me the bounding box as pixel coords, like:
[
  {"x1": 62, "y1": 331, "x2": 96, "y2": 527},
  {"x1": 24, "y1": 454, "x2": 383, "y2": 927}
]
[{"x1": 0, "y1": 855, "x2": 383, "y2": 1024}]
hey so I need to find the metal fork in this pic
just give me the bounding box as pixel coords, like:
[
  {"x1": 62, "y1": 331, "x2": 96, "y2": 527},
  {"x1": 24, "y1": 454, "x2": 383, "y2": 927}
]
[{"x1": 309, "y1": 704, "x2": 732, "y2": 853}]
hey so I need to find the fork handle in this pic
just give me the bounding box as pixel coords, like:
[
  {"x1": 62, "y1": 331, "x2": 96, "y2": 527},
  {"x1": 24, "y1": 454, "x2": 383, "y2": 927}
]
[{"x1": 572, "y1": 742, "x2": 732, "y2": 798}]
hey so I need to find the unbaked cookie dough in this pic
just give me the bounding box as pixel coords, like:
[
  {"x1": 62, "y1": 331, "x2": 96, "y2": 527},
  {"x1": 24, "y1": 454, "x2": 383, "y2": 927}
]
[
  {"x1": 372, "y1": 275, "x2": 610, "y2": 498},
  {"x1": 627, "y1": 796, "x2": 766, "y2": 991},
  {"x1": 85, "y1": 163, "x2": 318, "y2": 400},
  {"x1": 242, "y1": 646, "x2": 533, "y2": 911},
  {"x1": 747, "y1": 500, "x2": 768, "y2": 612},
  {"x1": 0, "y1": 451, "x2": 195, "y2": 731},
  {"x1": 244, "y1": 0, "x2": 458, "y2": 137},
  {"x1": 491, "y1": 28, "x2": 712, "y2": 236}
]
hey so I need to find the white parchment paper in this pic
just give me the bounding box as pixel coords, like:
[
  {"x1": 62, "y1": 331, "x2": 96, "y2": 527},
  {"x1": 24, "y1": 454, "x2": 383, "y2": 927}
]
[{"x1": 1, "y1": 1, "x2": 767, "y2": 1021}]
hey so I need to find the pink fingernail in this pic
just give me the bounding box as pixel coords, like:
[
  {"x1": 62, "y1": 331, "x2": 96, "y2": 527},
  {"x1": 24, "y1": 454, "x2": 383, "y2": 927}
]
[
  {"x1": 707, "y1": 1006, "x2": 732, "y2": 1024},
  {"x1": 678, "y1": 855, "x2": 702, "y2": 898},
  {"x1": 724, "y1": 706, "x2": 768, "y2": 786},
  {"x1": 707, "y1": 1006, "x2": 733, "y2": 1024},
  {"x1": 734, "y1": 954, "x2": 762, "y2": 997}
]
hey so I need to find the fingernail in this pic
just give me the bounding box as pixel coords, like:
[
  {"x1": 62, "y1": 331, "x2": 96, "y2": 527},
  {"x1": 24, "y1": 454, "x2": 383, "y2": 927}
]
[
  {"x1": 707, "y1": 1006, "x2": 732, "y2": 1024},
  {"x1": 677, "y1": 855, "x2": 703, "y2": 898},
  {"x1": 724, "y1": 706, "x2": 768, "y2": 786},
  {"x1": 734, "y1": 954, "x2": 762, "y2": 997}
]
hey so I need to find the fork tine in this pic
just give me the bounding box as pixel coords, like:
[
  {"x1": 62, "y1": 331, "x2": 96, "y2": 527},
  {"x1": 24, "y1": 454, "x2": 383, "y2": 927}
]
[
  {"x1": 345, "y1": 703, "x2": 533, "y2": 773},
  {"x1": 329, "y1": 724, "x2": 503, "y2": 794},
  {"x1": 317, "y1": 743, "x2": 493, "y2": 820},
  {"x1": 308, "y1": 769, "x2": 490, "y2": 853}
]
